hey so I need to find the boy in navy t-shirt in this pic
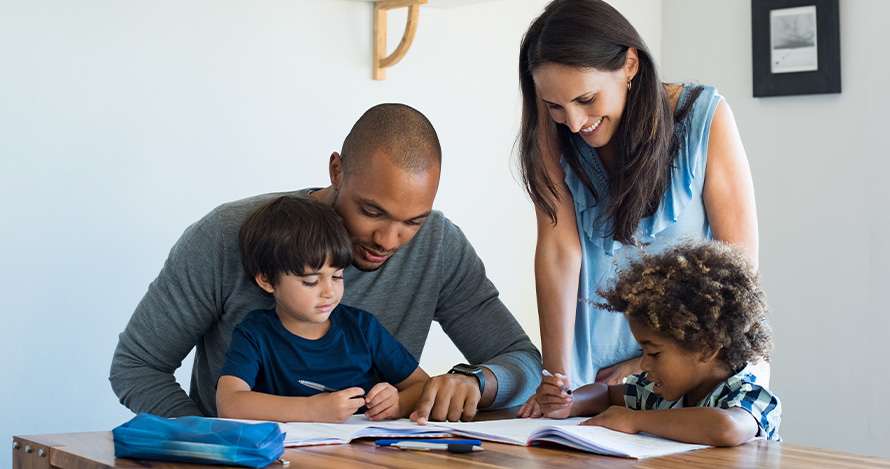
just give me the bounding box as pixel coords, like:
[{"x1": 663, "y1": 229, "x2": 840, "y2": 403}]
[{"x1": 216, "y1": 196, "x2": 429, "y2": 423}]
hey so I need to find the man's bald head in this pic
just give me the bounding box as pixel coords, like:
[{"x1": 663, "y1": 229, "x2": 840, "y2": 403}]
[{"x1": 340, "y1": 103, "x2": 441, "y2": 179}]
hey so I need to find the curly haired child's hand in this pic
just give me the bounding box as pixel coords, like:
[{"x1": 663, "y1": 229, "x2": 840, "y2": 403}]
[
  {"x1": 580, "y1": 405, "x2": 638, "y2": 434},
  {"x1": 364, "y1": 382, "x2": 400, "y2": 421},
  {"x1": 536, "y1": 373, "x2": 573, "y2": 419},
  {"x1": 313, "y1": 387, "x2": 366, "y2": 423}
]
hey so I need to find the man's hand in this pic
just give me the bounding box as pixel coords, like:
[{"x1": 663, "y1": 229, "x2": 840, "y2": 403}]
[
  {"x1": 595, "y1": 356, "x2": 642, "y2": 385},
  {"x1": 409, "y1": 373, "x2": 481, "y2": 424},
  {"x1": 364, "y1": 382, "x2": 400, "y2": 421}
]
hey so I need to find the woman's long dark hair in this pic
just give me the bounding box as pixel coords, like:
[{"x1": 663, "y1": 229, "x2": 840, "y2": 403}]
[{"x1": 519, "y1": 0, "x2": 699, "y2": 245}]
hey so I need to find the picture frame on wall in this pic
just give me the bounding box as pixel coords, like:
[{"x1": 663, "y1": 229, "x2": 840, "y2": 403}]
[{"x1": 751, "y1": 0, "x2": 841, "y2": 97}]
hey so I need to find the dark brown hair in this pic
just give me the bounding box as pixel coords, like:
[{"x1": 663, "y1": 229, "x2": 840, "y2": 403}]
[
  {"x1": 518, "y1": 0, "x2": 700, "y2": 245},
  {"x1": 598, "y1": 239, "x2": 772, "y2": 372},
  {"x1": 239, "y1": 196, "x2": 353, "y2": 287},
  {"x1": 341, "y1": 103, "x2": 441, "y2": 178}
]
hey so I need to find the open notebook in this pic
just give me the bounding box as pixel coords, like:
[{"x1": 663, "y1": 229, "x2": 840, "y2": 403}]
[
  {"x1": 274, "y1": 415, "x2": 451, "y2": 446},
  {"x1": 263, "y1": 415, "x2": 709, "y2": 459},
  {"x1": 441, "y1": 417, "x2": 710, "y2": 459}
]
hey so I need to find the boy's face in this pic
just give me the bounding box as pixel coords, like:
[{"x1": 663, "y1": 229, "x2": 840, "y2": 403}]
[
  {"x1": 628, "y1": 318, "x2": 723, "y2": 404},
  {"x1": 329, "y1": 150, "x2": 439, "y2": 272},
  {"x1": 256, "y1": 263, "x2": 344, "y2": 337}
]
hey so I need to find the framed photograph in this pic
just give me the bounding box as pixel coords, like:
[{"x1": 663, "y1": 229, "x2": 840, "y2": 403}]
[{"x1": 751, "y1": 0, "x2": 841, "y2": 97}]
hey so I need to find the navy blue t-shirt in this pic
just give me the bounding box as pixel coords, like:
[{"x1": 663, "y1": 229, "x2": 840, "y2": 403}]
[{"x1": 218, "y1": 304, "x2": 418, "y2": 396}]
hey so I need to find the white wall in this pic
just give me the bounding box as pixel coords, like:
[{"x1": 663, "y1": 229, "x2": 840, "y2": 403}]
[
  {"x1": 8, "y1": 0, "x2": 886, "y2": 463},
  {"x1": 0, "y1": 1, "x2": 651, "y2": 466},
  {"x1": 22, "y1": 0, "x2": 862, "y2": 466},
  {"x1": 661, "y1": 0, "x2": 890, "y2": 458}
]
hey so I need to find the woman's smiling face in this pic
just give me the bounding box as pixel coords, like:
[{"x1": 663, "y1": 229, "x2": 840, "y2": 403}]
[{"x1": 531, "y1": 51, "x2": 637, "y2": 152}]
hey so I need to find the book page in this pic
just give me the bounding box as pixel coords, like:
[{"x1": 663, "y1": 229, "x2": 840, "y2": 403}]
[
  {"x1": 529, "y1": 425, "x2": 710, "y2": 459},
  {"x1": 278, "y1": 415, "x2": 451, "y2": 447},
  {"x1": 441, "y1": 417, "x2": 588, "y2": 445}
]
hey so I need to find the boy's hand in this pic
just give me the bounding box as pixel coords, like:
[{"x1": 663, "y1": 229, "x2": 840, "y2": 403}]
[
  {"x1": 580, "y1": 405, "x2": 638, "y2": 434},
  {"x1": 364, "y1": 382, "x2": 400, "y2": 420},
  {"x1": 536, "y1": 373, "x2": 573, "y2": 419},
  {"x1": 313, "y1": 387, "x2": 366, "y2": 423}
]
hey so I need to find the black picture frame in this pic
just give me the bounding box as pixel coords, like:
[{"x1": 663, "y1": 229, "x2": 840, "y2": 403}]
[{"x1": 751, "y1": 0, "x2": 841, "y2": 97}]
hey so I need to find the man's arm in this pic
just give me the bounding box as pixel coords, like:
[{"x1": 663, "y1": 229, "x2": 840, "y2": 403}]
[
  {"x1": 413, "y1": 220, "x2": 541, "y2": 422},
  {"x1": 109, "y1": 214, "x2": 226, "y2": 417}
]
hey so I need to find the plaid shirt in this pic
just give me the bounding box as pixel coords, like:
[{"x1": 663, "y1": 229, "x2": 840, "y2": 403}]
[{"x1": 623, "y1": 366, "x2": 782, "y2": 441}]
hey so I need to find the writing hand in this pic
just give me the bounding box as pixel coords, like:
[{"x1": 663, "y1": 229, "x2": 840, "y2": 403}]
[
  {"x1": 409, "y1": 373, "x2": 480, "y2": 424},
  {"x1": 536, "y1": 373, "x2": 573, "y2": 419},
  {"x1": 313, "y1": 387, "x2": 365, "y2": 423},
  {"x1": 364, "y1": 382, "x2": 400, "y2": 421}
]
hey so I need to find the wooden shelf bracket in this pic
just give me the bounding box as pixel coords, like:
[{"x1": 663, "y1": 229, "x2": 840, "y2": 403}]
[{"x1": 373, "y1": 0, "x2": 427, "y2": 80}]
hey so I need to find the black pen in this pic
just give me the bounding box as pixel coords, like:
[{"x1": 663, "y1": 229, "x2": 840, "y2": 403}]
[
  {"x1": 298, "y1": 379, "x2": 341, "y2": 393},
  {"x1": 392, "y1": 441, "x2": 484, "y2": 453}
]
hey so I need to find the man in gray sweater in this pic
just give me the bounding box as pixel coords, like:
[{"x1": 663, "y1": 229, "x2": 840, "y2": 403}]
[{"x1": 110, "y1": 103, "x2": 541, "y2": 422}]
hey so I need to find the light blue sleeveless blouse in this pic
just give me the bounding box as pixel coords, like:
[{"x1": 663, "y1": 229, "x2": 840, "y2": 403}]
[{"x1": 561, "y1": 84, "x2": 722, "y2": 388}]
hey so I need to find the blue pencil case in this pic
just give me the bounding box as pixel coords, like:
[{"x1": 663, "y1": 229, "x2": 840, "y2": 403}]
[{"x1": 113, "y1": 413, "x2": 285, "y2": 467}]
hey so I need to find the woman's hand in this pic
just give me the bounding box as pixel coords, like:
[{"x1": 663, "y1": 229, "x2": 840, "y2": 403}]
[
  {"x1": 517, "y1": 393, "x2": 543, "y2": 418},
  {"x1": 536, "y1": 373, "x2": 573, "y2": 419}
]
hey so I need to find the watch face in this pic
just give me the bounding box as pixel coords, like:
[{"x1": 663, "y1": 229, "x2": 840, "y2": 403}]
[
  {"x1": 450, "y1": 364, "x2": 484, "y2": 392},
  {"x1": 452, "y1": 364, "x2": 480, "y2": 374}
]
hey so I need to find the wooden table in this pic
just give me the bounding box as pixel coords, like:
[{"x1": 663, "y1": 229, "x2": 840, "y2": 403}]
[{"x1": 13, "y1": 428, "x2": 890, "y2": 469}]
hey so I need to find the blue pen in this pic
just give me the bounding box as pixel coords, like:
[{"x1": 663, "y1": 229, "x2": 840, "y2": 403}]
[{"x1": 375, "y1": 439, "x2": 482, "y2": 447}]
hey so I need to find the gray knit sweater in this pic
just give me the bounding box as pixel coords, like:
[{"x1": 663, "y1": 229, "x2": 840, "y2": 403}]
[{"x1": 110, "y1": 190, "x2": 541, "y2": 417}]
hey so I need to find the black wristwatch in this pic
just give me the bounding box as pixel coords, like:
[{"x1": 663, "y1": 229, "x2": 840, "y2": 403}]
[{"x1": 448, "y1": 363, "x2": 485, "y2": 393}]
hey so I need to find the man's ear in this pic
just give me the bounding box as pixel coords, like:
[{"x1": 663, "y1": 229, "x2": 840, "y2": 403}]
[
  {"x1": 255, "y1": 274, "x2": 275, "y2": 294},
  {"x1": 329, "y1": 152, "x2": 343, "y2": 190}
]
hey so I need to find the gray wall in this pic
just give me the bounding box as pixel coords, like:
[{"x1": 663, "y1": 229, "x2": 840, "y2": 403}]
[{"x1": 661, "y1": 0, "x2": 890, "y2": 458}]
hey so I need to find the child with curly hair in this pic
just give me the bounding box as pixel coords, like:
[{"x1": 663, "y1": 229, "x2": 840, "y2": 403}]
[{"x1": 536, "y1": 239, "x2": 781, "y2": 445}]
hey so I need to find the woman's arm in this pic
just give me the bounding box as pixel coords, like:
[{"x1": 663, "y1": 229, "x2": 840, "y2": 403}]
[
  {"x1": 516, "y1": 148, "x2": 583, "y2": 419},
  {"x1": 534, "y1": 152, "x2": 583, "y2": 381},
  {"x1": 703, "y1": 100, "x2": 759, "y2": 266},
  {"x1": 215, "y1": 375, "x2": 365, "y2": 423},
  {"x1": 583, "y1": 406, "x2": 759, "y2": 447}
]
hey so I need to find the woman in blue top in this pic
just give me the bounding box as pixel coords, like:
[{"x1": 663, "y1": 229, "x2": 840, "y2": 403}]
[{"x1": 515, "y1": 0, "x2": 764, "y2": 417}]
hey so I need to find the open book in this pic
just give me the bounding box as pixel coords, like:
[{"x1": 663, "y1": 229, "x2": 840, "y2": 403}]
[
  {"x1": 275, "y1": 415, "x2": 451, "y2": 446},
  {"x1": 259, "y1": 415, "x2": 708, "y2": 458},
  {"x1": 441, "y1": 417, "x2": 710, "y2": 459}
]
